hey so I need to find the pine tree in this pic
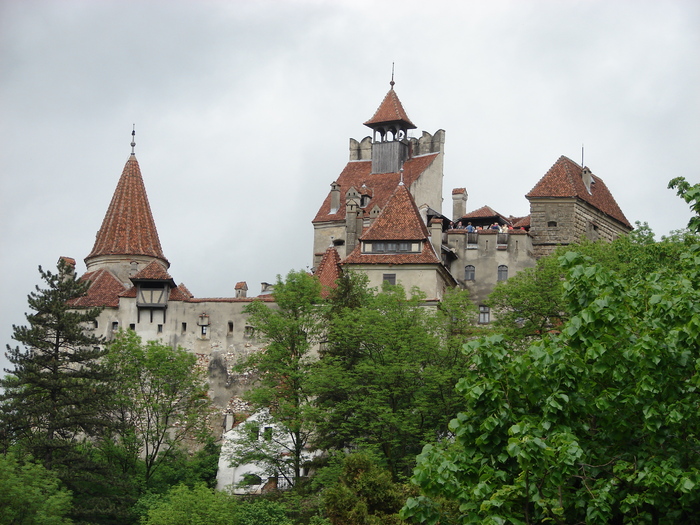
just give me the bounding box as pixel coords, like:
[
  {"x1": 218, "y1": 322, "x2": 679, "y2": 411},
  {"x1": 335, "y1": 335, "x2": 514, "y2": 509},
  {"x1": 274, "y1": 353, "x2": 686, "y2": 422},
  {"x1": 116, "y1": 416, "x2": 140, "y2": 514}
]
[{"x1": 0, "y1": 258, "x2": 112, "y2": 468}]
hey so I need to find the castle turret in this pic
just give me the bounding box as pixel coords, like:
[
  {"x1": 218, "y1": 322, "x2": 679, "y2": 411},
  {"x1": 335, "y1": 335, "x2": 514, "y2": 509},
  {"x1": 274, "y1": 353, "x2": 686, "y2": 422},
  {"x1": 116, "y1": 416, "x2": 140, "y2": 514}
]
[{"x1": 84, "y1": 130, "x2": 169, "y2": 284}]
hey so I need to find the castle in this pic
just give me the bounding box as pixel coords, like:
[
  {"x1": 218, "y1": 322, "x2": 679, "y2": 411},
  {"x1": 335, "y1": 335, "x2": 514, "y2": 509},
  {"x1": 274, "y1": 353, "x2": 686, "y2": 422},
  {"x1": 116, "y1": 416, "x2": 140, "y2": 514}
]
[{"x1": 66, "y1": 80, "x2": 632, "y2": 413}]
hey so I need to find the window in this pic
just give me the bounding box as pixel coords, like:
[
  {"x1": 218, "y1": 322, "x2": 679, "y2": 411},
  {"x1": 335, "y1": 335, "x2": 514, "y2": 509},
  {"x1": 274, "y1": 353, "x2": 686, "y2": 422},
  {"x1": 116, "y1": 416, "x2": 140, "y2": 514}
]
[
  {"x1": 157, "y1": 324, "x2": 163, "y2": 333},
  {"x1": 263, "y1": 427, "x2": 273, "y2": 441},
  {"x1": 479, "y1": 305, "x2": 490, "y2": 324},
  {"x1": 548, "y1": 221, "x2": 558, "y2": 227},
  {"x1": 201, "y1": 325, "x2": 208, "y2": 336},
  {"x1": 93, "y1": 320, "x2": 99, "y2": 329},
  {"x1": 498, "y1": 265, "x2": 508, "y2": 281},
  {"x1": 228, "y1": 321, "x2": 234, "y2": 335},
  {"x1": 464, "y1": 265, "x2": 475, "y2": 281},
  {"x1": 181, "y1": 322, "x2": 187, "y2": 334},
  {"x1": 383, "y1": 273, "x2": 396, "y2": 285},
  {"x1": 112, "y1": 321, "x2": 119, "y2": 331},
  {"x1": 244, "y1": 325, "x2": 255, "y2": 338},
  {"x1": 129, "y1": 323, "x2": 136, "y2": 331}
]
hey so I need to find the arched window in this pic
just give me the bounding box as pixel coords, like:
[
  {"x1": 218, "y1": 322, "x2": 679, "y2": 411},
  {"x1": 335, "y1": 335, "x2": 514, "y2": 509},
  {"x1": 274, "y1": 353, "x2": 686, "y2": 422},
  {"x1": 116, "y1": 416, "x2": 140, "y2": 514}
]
[
  {"x1": 498, "y1": 265, "x2": 508, "y2": 281},
  {"x1": 464, "y1": 265, "x2": 475, "y2": 281}
]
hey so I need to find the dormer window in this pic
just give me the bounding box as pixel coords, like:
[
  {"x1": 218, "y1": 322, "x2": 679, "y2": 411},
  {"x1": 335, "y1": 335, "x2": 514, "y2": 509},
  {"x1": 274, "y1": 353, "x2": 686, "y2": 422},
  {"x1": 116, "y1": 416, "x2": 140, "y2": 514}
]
[
  {"x1": 137, "y1": 283, "x2": 169, "y2": 308},
  {"x1": 364, "y1": 241, "x2": 419, "y2": 254}
]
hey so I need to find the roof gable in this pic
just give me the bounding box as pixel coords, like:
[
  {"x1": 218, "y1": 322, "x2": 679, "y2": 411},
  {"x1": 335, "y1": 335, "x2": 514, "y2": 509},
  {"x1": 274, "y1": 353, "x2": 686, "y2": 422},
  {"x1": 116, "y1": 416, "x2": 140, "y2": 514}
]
[
  {"x1": 314, "y1": 247, "x2": 342, "y2": 296},
  {"x1": 526, "y1": 156, "x2": 631, "y2": 228},
  {"x1": 361, "y1": 184, "x2": 428, "y2": 241},
  {"x1": 69, "y1": 268, "x2": 128, "y2": 308},
  {"x1": 131, "y1": 260, "x2": 174, "y2": 282},
  {"x1": 86, "y1": 154, "x2": 169, "y2": 265}
]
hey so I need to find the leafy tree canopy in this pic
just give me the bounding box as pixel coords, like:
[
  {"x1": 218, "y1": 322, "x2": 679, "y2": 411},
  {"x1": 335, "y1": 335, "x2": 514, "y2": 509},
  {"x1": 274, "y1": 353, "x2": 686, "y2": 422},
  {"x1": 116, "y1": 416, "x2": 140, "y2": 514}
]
[{"x1": 404, "y1": 241, "x2": 700, "y2": 524}]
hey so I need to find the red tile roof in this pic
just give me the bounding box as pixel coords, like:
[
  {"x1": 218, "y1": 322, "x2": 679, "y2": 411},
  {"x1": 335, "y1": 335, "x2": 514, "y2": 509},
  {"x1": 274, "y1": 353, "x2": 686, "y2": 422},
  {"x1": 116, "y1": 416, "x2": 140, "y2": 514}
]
[
  {"x1": 85, "y1": 154, "x2": 169, "y2": 265},
  {"x1": 363, "y1": 87, "x2": 416, "y2": 129},
  {"x1": 130, "y1": 260, "x2": 174, "y2": 281},
  {"x1": 314, "y1": 247, "x2": 342, "y2": 295},
  {"x1": 70, "y1": 268, "x2": 128, "y2": 308},
  {"x1": 343, "y1": 183, "x2": 441, "y2": 266},
  {"x1": 361, "y1": 184, "x2": 428, "y2": 241},
  {"x1": 462, "y1": 205, "x2": 510, "y2": 222},
  {"x1": 526, "y1": 156, "x2": 631, "y2": 228},
  {"x1": 312, "y1": 153, "x2": 439, "y2": 223}
]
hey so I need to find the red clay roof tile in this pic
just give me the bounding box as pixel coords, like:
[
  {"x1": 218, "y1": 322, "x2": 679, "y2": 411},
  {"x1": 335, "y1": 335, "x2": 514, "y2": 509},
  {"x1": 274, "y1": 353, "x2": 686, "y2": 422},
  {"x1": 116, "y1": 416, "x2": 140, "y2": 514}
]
[
  {"x1": 130, "y1": 260, "x2": 174, "y2": 281},
  {"x1": 85, "y1": 154, "x2": 169, "y2": 265},
  {"x1": 363, "y1": 87, "x2": 416, "y2": 129},
  {"x1": 526, "y1": 156, "x2": 631, "y2": 228},
  {"x1": 70, "y1": 268, "x2": 128, "y2": 308},
  {"x1": 313, "y1": 154, "x2": 438, "y2": 224},
  {"x1": 361, "y1": 184, "x2": 429, "y2": 241},
  {"x1": 314, "y1": 247, "x2": 342, "y2": 296}
]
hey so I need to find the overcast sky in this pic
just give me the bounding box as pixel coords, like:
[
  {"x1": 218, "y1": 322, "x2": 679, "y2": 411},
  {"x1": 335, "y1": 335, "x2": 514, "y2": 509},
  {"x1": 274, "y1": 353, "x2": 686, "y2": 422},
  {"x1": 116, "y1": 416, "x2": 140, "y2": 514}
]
[{"x1": 1, "y1": 0, "x2": 698, "y2": 372}]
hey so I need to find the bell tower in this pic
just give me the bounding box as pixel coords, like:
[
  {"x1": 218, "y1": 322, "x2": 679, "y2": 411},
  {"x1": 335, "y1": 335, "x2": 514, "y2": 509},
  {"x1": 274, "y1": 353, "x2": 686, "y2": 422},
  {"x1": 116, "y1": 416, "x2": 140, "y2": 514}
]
[{"x1": 363, "y1": 76, "x2": 417, "y2": 174}]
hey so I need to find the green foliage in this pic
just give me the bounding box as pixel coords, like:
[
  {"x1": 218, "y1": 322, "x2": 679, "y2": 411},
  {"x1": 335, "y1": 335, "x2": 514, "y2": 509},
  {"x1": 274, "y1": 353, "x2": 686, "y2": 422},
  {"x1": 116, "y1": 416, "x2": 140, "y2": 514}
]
[
  {"x1": 233, "y1": 270, "x2": 324, "y2": 485},
  {"x1": 323, "y1": 452, "x2": 410, "y2": 525},
  {"x1": 140, "y1": 483, "x2": 237, "y2": 525},
  {"x1": 669, "y1": 176, "x2": 700, "y2": 232},
  {"x1": 488, "y1": 221, "x2": 698, "y2": 347},
  {"x1": 0, "y1": 453, "x2": 73, "y2": 525},
  {"x1": 0, "y1": 259, "x2": 111, "y2": 467},
  {"x1": 105, "y1": 331, "x2": 212, "y2": 485},
  {"x1": 235, "y1": 499, "x2": 293, "y2": 525},
  {"x1": 404, "y1": 244, "x2": 700, "y2": 524},
  {"x1": 312, "y1": 283, "x2": 475, "y2": 479}
]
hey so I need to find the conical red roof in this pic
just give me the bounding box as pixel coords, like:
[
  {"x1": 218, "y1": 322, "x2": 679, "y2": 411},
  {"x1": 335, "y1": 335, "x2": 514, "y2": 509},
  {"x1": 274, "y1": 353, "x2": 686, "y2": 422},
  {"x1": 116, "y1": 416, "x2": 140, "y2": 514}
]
[
  {"x1": 86, "y1": 154, "x2": 168, "y2": 265},
  {"x1": 363, "y1": 87, "x2": 416, "y2": 130}
]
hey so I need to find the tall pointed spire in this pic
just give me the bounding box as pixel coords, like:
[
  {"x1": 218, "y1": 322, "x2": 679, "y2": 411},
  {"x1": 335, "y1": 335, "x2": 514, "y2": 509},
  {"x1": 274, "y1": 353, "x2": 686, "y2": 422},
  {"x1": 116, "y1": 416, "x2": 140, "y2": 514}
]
[{"x1": 85, "y1": 131, "x2": 168, "y2": 275}]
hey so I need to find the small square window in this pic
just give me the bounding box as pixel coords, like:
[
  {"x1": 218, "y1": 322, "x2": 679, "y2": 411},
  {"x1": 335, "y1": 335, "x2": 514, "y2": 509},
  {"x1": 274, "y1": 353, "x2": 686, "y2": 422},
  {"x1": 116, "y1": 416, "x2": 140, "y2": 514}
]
[
  {"x1": 479, "y1": 305, "x2": 490, "y2": 324},
  {"x1": 383, "y1": 273, "x2": 396, "y2": 286},
  {"x1": 157, "y1": 324, "x2": 163, "y2": 333},
  {"x1": 112, "y1": 322, "x2": 119, "y2": 331},
  {"x1": 129, "y1": 323, "x2": 136, "y2": 331}
]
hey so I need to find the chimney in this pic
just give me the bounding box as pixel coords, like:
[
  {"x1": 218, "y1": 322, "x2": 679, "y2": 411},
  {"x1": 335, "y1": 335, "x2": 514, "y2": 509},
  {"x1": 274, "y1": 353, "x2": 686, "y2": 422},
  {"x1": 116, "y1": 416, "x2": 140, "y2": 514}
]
[
  {"x1": 452, "y1": 188, "x2": 468, "y2": 221},
  {"x1": 582, "y1": 167, "x2": 593, "y2": 194},
  {"x1": 345, "y1": 187, "x2": 361, "y2": 255},
  {"x1": 330, "y1": 181, "x2": 340, "y2": 214},
  {"x1": 235, "y1": 281, "x2": 248, "y2": 298},
  {"x1": 430, "y1": 218, "x2": 443, "y2": 259}
]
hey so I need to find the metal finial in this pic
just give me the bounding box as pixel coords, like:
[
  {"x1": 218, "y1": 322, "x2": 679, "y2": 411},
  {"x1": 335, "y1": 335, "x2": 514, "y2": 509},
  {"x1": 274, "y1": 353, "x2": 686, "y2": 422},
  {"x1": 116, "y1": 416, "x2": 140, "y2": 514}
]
[
  {"x1": 390, "y1": 62, "x2": 395, "y2": 88},
  {"x1": 131, "y1": 124, "x2": 136, "y2": 155},
  {"x1": 399, "y1": 167, "x2": 404, "y2": 186}
]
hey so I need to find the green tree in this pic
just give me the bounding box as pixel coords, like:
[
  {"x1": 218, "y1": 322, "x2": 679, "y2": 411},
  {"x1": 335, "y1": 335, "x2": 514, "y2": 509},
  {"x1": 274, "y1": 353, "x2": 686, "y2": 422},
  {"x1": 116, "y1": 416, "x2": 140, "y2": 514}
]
[
  {"x1": 312, "y1": 284, "x2": 475, "y2": 480},
  {"x1": 0, "y1": 453, "x2": 73, "y2": 525},
  {"x1": 488, "y1": 222, "x2": 697, "y2": 347},
  {"x1": 140, "y1": 483, "x2": 237, "y2": 525},
  {"x1": 404, "y1": 245, "x2": 700, "y2": 524},
  {"x1": 0, "y1": 259, "x2": 111, "y2": 468},
  {"x1": 105, "y1": 330, "x2": 212, "y2": 486},
  {"x1": 669, "y1": 176, "x2": 700, "y2": 232},
  {"x1": 323, "y1": 452, "x2": 410, "y2": 525},
  {"x1": 231, "y1": 270, "x2": 324, "y2": 486}
]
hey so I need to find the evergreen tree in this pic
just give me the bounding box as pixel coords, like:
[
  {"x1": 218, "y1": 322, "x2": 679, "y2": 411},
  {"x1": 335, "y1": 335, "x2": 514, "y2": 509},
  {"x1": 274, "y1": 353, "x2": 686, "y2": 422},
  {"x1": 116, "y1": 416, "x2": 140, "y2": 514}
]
[{"x1": 0, "y1": 258, "x2": 112, "y2": 468}]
